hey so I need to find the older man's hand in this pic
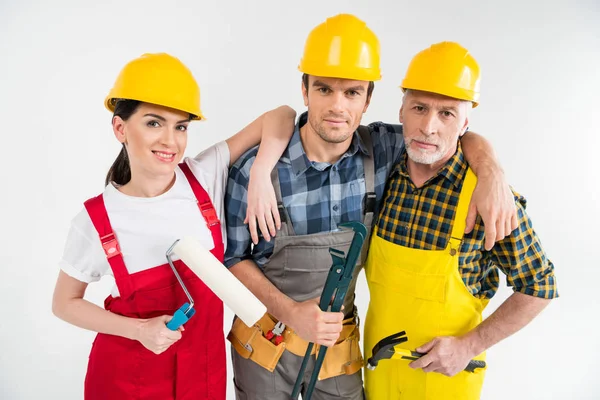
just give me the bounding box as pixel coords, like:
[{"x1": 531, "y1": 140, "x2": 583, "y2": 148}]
[{"x1": 409, "y1": 336, "x2": 478, "y2": 377}]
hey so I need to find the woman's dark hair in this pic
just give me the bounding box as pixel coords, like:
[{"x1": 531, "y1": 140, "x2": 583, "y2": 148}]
[{"x1": 105, "y1": 100, "x2": 141, "y2": 186}]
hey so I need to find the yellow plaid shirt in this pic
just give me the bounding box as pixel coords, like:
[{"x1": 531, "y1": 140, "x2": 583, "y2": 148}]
[{"x1": 376, "y1": 143, "x2": 557, "y2": 299}]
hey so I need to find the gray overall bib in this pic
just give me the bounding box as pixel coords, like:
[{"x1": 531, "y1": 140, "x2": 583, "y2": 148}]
[{"x1": 231, "y1": 126, "x2": 375, "y2": 400}]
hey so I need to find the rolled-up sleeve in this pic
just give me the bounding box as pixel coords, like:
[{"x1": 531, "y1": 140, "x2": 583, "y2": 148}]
[
  {"x1": 489, "y1": 195, "x2": 558, "y2": 299},
  {"x1": 223, "y1": 157, "x2": 253, "y2": 268}
]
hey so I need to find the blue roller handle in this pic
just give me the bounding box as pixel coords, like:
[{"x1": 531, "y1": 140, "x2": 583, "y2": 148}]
[{"x1": 166, "y1": 303, "x2": 195, "y2": 330}]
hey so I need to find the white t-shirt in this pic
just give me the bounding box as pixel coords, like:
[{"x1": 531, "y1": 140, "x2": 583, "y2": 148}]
[{"x1": 59, "y1": 141, "x2": 230, "y2": 297}]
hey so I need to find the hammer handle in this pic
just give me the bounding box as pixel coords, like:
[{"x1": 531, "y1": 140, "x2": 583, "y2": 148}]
[{"x1": 401, "y1": 350, "x2": 487, "y2": 373}]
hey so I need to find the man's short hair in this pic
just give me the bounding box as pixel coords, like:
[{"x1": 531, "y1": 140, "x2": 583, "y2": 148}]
[{"x1": 302, "y1": 73, "x2": 375, "y2": 100}]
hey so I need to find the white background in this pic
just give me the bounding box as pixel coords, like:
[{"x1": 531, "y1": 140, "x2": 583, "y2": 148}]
[{"x1": 1, "y1": 0, "x2": 598, "y2": 398}]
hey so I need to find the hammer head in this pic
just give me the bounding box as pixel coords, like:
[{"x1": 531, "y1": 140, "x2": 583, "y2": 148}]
[{"x1": 366, "y1": 331, "x2": 408, "y2": 370}]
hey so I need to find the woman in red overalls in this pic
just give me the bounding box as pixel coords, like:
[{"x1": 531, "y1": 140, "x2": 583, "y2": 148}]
[{"x1": 51, "y1": 53, "x2": 294, "y2": 399}]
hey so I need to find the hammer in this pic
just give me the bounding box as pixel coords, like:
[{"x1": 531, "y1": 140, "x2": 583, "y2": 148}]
[{"x1": 367, "y1": 331, "x2": 487, "y2": 373}]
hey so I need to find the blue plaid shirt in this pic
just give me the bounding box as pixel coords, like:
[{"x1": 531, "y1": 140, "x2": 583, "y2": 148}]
[{"x1": 224, "y1": 112, "x2": 404, "y2": 268}]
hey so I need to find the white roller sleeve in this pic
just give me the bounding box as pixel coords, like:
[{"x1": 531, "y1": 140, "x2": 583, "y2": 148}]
[{"x1": 173, "y1": 236, "x2": 267, "y2": 327}]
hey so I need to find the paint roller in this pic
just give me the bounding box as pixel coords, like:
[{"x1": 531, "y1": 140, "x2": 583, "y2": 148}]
[{"x1": 165, "y1": 236, "x2": 267, "y2": 330}]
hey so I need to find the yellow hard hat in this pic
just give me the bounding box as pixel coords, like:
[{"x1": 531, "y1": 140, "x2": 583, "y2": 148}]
[
  {"x1": 298, "y1": 14, "x2": 381, "y2": 82},
  {"x1": 401, "y1": 42, "x2": 480, "y2": 107},
  {"x1": 105, "y1": 53, "x2": 204, "y2": 120}
]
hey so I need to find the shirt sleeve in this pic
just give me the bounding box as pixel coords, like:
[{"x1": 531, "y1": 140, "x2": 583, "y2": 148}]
[
  {"x1": 223, "y1": 157, "x2": 251, "y2": 268},
  {"x1": 368, "y1": 122, "x2": 405, "y2": 167},
  {"x1": 487, "y1": 193, "x2": 558, "y2": 299},
  {"x1": 223, "y1": 149, "x2": 275, "y2": 269},
  {"x1": 191, "y1": 140, "x2": 230, "y2": 197},
  {"x1": 58, "y1": 210, "x2": 111, "y2": 283}
]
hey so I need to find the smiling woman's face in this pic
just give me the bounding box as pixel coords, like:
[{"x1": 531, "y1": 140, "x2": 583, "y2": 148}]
[{"x1": 113, "y1": 102, "x2": 190, "y2": 180}]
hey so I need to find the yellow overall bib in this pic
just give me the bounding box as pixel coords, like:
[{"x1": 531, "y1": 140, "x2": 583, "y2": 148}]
[{"x1": 364, "y1": 169, "x2": 488, "y2": 399}]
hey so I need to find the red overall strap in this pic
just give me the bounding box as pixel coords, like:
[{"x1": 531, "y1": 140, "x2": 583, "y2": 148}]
[
  {"x1": 84, "y1": 194, "x2": 134, "y2": 298},
  {"x1": 179, "y1": 162, "x2": 224, "y2": 259}
]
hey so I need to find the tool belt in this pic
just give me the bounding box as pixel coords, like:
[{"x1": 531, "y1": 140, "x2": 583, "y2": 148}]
[{"x1": 228, "y1": 313, "x2": 363, "y2": 379}]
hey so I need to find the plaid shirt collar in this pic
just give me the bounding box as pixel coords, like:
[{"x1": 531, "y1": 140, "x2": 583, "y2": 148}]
[
  {"x1": 284, "y1": 112, "x2": 371, "y2": 177},
  {"x1": 396, "y1": 140, "x2": 468, "y2": 189}
]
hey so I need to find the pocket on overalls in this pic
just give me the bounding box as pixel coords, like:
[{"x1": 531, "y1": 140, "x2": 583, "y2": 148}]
[
  {"x1": 132, "y1": 282, "x2": 181, "y2": 317},
  {"x1": 207, "y1": 336, "x2": 227, "y2": 400},
  {"x1": 176, "y1": 338, "x2": 227, "y2": 400},
  {"x1": 280, "y1": 240, "x2": 353, "y2": 302},
  {"x1": 85, "y1": 333, "x2": 147, "y2": 399},
  {"x1": 370, "y1": 258, "x2": 448, "y2": 303}
]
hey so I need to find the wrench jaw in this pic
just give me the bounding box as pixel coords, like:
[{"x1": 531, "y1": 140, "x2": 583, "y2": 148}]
[{"x1": 366, "y1": 331, "x2": 409, "y2": 370}]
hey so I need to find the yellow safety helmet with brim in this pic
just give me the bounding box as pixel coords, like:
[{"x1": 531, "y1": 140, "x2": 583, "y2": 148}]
[
  {"x1": 401, "y1": 41, "x2": 481, "y2": 107},
  {"x1": 105, "y1": 53, "x2": 205, "y2": 120},
  {"x1": 298, "y1": 14, "x2": 382, "y2": 82}
]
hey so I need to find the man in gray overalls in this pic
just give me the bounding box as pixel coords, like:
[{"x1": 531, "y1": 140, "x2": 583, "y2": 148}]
[{"x1": 224, "y1": 13, "x2": 513, "y2": 400}]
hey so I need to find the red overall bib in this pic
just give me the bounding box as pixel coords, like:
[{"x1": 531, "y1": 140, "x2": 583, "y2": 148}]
[{"x1": 83, "y1": 163, "x2": 226, "y2": 399}]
